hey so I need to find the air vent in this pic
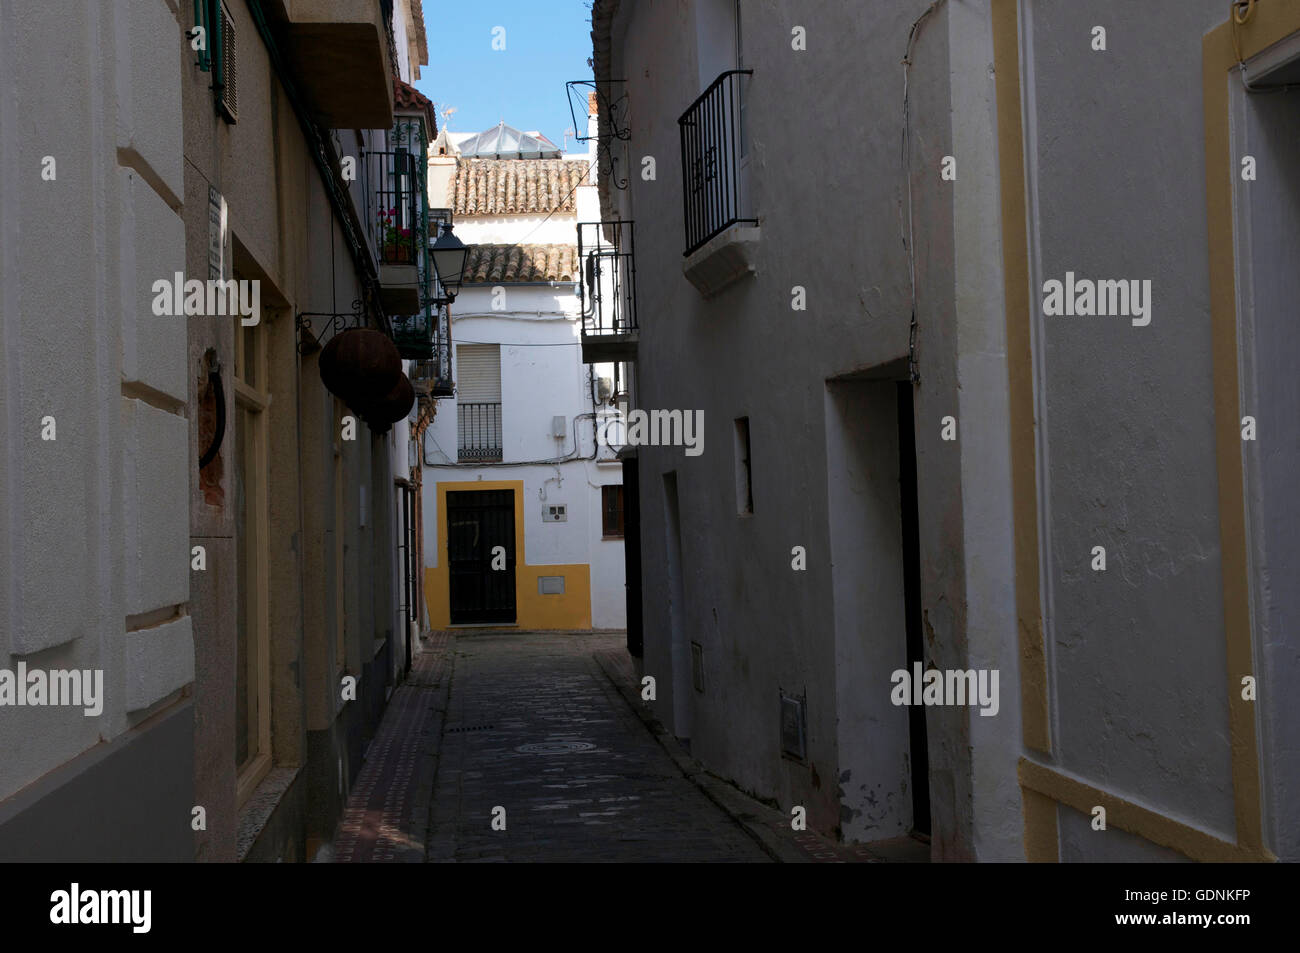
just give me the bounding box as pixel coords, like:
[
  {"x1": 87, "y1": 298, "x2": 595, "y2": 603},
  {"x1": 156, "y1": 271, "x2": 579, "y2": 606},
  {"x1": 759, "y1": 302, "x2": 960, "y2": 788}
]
[{"x1": 779, "y1": 691, "x2": 807, "y2": 761}]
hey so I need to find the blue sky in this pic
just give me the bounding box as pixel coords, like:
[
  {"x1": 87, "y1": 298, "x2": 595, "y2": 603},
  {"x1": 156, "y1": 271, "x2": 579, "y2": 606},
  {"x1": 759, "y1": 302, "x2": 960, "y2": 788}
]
[{"x1": 413, "y1": 0, "x2": 595, "y2": 151}]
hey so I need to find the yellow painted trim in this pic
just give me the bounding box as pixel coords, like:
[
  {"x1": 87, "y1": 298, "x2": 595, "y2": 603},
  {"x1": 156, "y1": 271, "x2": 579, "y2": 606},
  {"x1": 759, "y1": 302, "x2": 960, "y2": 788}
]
[
  {"x1": 1200, "y1": 3, "x2": 1300, "y2": 855},
  {"x1": 424, "y1": 479, "x2": 593, "y2": 630},
  {"x1": 1020, "y1": 760, "x2": 1273, "y2": 863},
  {"x1": 991, "y1": 0, "x2": 1051, "y2": 759},
  {"x1": 990, "y1": 1, "x2": 1293, "y2": 863},
  {"x1": 1021, "y1": 788, "x2": 1059, "y2": 863}
]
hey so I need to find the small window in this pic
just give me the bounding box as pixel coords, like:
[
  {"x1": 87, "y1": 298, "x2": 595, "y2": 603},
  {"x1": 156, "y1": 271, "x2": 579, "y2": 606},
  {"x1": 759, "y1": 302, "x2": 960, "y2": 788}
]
[
  {"x1": 456, "y1": 344, "x2": 502, "y2": 462},
  {"x1": 602, "y1": 485, "x2": 625, "y2": 538},
  {"x1": 734, "y1": 417, "x2": 753, "y2": 515},
  {"x1": 215, "y1": 1, "x2": 238, "y2": 123}
]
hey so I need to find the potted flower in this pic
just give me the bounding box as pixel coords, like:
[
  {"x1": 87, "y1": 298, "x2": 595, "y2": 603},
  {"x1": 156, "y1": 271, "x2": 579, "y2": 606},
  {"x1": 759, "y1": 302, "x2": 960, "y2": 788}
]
[{"x1": 378, "y1": 207, "x2": 413, "y2": 263}]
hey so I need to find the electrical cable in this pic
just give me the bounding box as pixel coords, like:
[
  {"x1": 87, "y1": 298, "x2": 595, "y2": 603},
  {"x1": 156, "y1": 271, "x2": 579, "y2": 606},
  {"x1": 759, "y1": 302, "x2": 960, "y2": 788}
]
[
  {"x1": 900, "y1": 0, "x2": 947, "y2": 386},
  {"x1": 423, "y1": 412, "x2": 602, "y2": 469}
]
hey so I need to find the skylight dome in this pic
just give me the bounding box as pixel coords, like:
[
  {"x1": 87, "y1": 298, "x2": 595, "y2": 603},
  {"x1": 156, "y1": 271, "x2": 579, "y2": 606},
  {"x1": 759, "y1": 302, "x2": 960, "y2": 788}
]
[{"x1": 456, "y1": 121, "x2": 561, "y2": 159}]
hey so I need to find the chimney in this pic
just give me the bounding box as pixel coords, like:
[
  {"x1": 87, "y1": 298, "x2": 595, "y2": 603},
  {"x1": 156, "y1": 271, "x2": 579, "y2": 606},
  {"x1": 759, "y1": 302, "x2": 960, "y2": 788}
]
[{"x1": 586, "y1": 90, "x2": 599, "y2": 157}]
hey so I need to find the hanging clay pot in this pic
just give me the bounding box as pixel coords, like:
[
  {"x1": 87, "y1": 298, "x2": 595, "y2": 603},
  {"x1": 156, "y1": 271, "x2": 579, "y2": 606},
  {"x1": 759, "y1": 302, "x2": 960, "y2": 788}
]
[
  {"x1": 319, "y1": 327, "x2": 401, "y2": 407},
  {"x1": 359, "y1": 372, "x2": 416, "y2": 434}
]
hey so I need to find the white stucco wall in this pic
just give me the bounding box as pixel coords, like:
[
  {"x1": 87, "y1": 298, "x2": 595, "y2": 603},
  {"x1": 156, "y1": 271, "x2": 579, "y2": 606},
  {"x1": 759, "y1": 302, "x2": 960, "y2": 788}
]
[
  {"x1": 1021, "y1": 0, "x2": 1238, "y2": 855},
  {"x1": 0, "y1": 0, "x2": 192, "y2": 800},
  {"x1": 600, "y1": 0, "x2": 967, "y2": 846}
]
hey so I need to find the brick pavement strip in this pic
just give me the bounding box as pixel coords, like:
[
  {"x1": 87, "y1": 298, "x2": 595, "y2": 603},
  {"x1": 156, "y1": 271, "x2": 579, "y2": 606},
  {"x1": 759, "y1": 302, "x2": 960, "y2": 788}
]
[{"x1": 331, "y1": 631, "x2": 451, "y2": 863}]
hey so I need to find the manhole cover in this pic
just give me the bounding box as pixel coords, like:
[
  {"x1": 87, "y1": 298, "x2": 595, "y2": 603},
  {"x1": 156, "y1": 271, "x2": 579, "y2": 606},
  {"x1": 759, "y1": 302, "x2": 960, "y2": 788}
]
[{"x1": 515, "y1": 741, "x2": 597, "y2": 754}]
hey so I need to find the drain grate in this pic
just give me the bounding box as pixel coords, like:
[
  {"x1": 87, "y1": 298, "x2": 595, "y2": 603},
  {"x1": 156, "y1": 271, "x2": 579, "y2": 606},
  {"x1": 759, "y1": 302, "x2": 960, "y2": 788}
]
[
  {"x1": 446, "y1": 724, "x2": 495, "y2": 733},
  {"x1": 515, "y1": 741, "x2": 597, "y2": 754}
]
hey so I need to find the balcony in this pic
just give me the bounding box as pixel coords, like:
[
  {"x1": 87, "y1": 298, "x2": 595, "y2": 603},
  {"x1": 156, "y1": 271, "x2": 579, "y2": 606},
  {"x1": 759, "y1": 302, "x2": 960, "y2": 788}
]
[
  {"x1": 578, "y1": 220, "x2": 638, "y2": 364},
  {"x1": 282, "y1": 0, "x2": 395, "y2": 129},
  {"x1": 395, "y1": 303, "x2": 453, "y2": 395},
  {"x1": 678, "y1": 69, "x2": 759, "y2": 298},
  {"x1": 373, "y1": 148, "x2": 423, "y2": 314},
  {"x1": 457, "y1": 402, "x2": 502, "y2": 462}
]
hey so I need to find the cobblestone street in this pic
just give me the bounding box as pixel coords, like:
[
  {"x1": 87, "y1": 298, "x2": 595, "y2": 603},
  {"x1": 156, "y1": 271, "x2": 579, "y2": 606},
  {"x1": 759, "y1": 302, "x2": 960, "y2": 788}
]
[
  {"x1": 330, "y1": 630, "x2": 920, "y2": 863},
  {"x1": 427, "y1": 631, "x2": 769, "y2": 862}
]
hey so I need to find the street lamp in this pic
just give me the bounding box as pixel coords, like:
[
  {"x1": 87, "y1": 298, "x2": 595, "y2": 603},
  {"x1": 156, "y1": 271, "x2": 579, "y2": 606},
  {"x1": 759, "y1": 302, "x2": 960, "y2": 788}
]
[{"x1": 430, "y1": 222, "x2": 470, "y2": 302}]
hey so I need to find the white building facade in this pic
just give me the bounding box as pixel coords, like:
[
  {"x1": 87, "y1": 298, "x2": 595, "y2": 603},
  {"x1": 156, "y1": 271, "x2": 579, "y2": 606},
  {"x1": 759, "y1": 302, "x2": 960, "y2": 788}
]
[{"x1": 421, "y1": 125, "x2": 626, "y2": 632}]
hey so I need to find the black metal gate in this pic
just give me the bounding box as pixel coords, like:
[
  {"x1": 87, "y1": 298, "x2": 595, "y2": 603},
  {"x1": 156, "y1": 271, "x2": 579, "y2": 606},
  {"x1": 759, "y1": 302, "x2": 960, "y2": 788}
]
[{"x1": 447, "y1": 489, "x2": 516, "y2": 624}]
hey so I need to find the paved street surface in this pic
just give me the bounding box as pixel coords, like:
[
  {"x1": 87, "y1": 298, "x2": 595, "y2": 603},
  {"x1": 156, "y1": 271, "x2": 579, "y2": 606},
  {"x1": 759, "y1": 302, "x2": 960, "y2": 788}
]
[
  {"x1": 427, "y1": 631, "x2": 769, "y2": 862},
  {"x1": 331, "y1": 629, "x2": 923, "y2": 863}
]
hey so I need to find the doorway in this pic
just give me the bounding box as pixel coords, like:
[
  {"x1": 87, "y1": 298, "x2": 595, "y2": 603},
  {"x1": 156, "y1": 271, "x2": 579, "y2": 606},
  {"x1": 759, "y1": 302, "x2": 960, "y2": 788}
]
[
  {"x1": 662, "y1": 471, "x2": 691, "y2": 742},
  {"x1": 447, "y1": 489, "x2": 516, "y2": 624},
  {"x1": 825, "y1": 375, "x2": 930, "y2": 841},
  {"x1": 897, "y1": 382, "x2": 930, "y2": 836}
]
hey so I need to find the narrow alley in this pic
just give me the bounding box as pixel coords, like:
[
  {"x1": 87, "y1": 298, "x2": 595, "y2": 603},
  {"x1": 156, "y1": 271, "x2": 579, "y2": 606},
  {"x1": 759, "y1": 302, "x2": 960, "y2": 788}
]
[{"x1": 3, "y1": 0, "x2": 1298, "y2": 895}]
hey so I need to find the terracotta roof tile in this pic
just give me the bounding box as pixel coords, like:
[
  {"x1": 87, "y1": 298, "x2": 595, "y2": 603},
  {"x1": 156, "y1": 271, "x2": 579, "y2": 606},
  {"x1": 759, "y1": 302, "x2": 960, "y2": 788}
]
[
  {"x1": 463, "y1": 244, "x2": 578, "y2": 283},
  {"x1": 393, "y1": 78, "x2": 436, "y2": 135},
  {"x1": 449, "y1": 158, "x2": 589, "y2": 215}
]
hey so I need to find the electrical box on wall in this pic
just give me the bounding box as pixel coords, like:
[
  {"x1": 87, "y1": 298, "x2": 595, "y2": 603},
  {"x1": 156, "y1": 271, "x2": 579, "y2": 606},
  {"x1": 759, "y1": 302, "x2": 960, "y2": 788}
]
[
  {"x1": 551, "y1": 415, "x2": 567, "y2": 438},
  {"x1": 779, "y1": 691, "x2": 807, "y2": 762},
  {"x1": 542, "y1": 504, "x2": 567, "y2": 523}
]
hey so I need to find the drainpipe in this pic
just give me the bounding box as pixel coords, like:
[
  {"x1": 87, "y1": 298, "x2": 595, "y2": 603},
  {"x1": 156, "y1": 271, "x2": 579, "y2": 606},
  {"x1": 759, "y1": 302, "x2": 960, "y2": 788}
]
[{"x1": 244, "y1": 0, "x2": 389, "y2": 334}]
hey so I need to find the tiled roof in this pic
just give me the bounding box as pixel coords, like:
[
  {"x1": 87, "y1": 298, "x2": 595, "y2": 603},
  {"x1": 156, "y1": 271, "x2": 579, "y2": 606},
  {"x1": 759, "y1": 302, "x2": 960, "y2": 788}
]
[
  {"x1": 463, "y1": 244, "x2": 578, "y2": 283},
  {"x1": 393, "y1": 78, "x2": 436, "y2": 135},
  {"x1": 450, "y1": 158, "x2": 589, "y2": 216}
]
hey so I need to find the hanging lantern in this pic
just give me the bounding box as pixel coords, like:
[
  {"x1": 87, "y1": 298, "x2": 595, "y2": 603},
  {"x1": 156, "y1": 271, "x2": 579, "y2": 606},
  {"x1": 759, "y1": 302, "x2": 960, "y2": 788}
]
[{"x1": 319, "y1": 328, "x2": 401, "y2": 406}]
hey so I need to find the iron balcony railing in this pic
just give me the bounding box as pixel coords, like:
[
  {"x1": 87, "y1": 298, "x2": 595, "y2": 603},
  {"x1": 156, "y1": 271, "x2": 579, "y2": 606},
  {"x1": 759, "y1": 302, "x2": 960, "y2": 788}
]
[
  {"x1": 390, "y1": 310, "x2": 434, "y2": 359},
  {"x1": 678, "y1": 69, "x2": 755, "y2": 256},
  {"x1": 578, "y1": 220, "x2": 637, "y2": 338},
  {"x1": 373, "y1": 148, "x2": 422, "y2": 266},
  {"x1": 457, "y1": 402, "x2": 502, "y2": 462},
  {"x1": 398, "y1": 301, "x2": 452, "y2": 390}
]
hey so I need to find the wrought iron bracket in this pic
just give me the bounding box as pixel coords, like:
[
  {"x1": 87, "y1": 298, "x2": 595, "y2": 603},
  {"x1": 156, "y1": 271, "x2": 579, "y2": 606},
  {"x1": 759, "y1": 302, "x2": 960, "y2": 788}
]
[
  {"x1": 598, "y1": 141, "x2": 629, "y2": 192},
  {"x1": 295, "y1": 299, "x2": 363, "y2": 354},
  {"x1": 566, "y1": 79, "x2": 630, "y2": 144}
]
